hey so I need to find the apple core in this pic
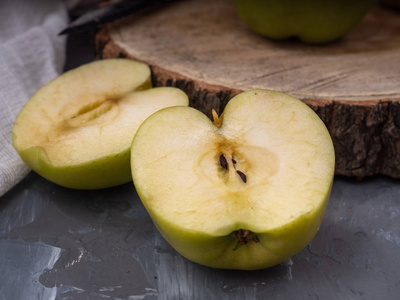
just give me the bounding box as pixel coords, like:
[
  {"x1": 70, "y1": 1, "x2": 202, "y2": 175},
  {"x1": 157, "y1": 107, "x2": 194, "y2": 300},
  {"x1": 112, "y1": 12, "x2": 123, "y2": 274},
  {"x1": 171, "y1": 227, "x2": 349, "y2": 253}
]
[
  {"x1": 12, "y1": 59, "x2": 189, "y2": 189},
  {"x1": 131, "y1": 89, "x2": 335, "y2": 269}
]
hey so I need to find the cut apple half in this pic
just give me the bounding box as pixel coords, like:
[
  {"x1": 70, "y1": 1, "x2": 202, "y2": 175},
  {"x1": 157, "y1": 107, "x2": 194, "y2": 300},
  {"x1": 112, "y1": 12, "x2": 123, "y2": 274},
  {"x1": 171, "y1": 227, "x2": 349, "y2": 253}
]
[
  {"x1": 12, "y1": 59, "x2": 189, "y2": 189},
  {"x1": 131, "y1": 89, "x2": 335, "y2": 270}
]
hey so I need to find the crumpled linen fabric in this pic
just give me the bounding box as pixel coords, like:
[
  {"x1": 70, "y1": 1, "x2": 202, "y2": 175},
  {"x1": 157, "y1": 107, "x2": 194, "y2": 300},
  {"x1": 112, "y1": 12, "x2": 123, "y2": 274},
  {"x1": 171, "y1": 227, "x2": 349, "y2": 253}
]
[{"x1": 0, "y1": 0, "x2": 69, "y2": 197}]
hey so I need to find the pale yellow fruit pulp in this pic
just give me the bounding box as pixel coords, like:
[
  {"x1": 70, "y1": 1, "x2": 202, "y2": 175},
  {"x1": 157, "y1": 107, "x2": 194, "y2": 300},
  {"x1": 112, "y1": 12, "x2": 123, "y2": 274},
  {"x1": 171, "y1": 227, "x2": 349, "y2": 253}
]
[
  {"x1": 131, "y1": 89, "x2": 335, "y2": 270},
  {"x1": 13, "y1": 59, "x2": 189, "y2": 189}
]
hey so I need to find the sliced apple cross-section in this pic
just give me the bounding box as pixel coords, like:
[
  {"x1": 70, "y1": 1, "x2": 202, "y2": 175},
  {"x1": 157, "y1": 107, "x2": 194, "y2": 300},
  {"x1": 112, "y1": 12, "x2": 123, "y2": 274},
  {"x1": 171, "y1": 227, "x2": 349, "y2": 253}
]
[
  {"x1": 131, "y1": 89, "x2": 335, "y2": 270},
  {"x1": 12, "y1": 59, "x2": 189, "y2": 189}
]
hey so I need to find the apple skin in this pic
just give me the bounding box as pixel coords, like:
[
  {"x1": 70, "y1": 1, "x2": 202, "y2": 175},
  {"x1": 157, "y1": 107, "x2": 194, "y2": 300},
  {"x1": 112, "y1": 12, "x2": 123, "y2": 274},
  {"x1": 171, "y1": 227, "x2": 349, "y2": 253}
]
[
  {"x1": 233, "y1": 0, "x2": 373, "y2": 44},
  {"x1": 16, "y1": 145, "x2": 132, "y2": 190},
  {"x1": 141, "y1": 183, "x2": 331, "y2": 270},
  {"x1": 12, "y1": 59, "x2": 189, "y2": 190},
  {"x1": 131, "y1": 89, "x2": 335, "y2": 270}
]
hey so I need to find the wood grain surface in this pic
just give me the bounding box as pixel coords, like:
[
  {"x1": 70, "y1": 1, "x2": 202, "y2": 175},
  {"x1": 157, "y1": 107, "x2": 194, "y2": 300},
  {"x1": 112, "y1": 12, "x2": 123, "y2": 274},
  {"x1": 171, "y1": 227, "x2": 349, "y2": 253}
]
[{"x1": 95, "y1": 0, "x2": 400, "y2": 178}]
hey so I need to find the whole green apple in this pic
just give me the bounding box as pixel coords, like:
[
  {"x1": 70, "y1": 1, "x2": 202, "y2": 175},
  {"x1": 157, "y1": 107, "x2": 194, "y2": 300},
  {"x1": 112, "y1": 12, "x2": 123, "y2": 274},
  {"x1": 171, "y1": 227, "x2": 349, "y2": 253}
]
[
  {"x1": 12, "y1": 59, "x2": 189, "y2": 189},
  {"x1": 131, "y1": 89, "x2": 335, "y2": 270},
  {"x1": 233, "y1": 0, "x2": 374, "y2": 43}
]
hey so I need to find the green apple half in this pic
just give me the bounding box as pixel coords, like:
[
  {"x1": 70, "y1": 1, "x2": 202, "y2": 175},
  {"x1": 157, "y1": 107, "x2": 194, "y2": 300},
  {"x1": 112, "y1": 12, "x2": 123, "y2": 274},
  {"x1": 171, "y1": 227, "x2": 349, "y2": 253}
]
[
  {"x1": 12, "y1": 59, "x2": 188, "y2": 189},
  {"x1": 233, "y1": 0, "x2": 373, "y2": 44},
  {"x1": 131, "y1": 89, "x2": 335, "y2": 270}
]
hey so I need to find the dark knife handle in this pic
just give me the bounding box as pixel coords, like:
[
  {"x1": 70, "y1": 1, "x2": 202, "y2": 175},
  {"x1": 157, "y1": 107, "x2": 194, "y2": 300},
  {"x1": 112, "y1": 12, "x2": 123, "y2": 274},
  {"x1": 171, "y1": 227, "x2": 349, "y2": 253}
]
[{"x1": 60, "y1": 0, "x2": 185, "y2": 35}]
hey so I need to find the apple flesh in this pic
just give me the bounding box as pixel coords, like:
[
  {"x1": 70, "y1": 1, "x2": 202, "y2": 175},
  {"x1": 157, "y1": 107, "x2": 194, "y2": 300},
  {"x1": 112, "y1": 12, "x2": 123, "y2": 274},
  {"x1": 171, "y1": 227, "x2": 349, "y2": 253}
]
[
  {"x1": 131, "y1": 89, "x2": 335, "y2": 270},
  {"x1": 12, "y1": 59, "x2": 189, "y2": 189},
  {"x1": 233, "y1": 0, "x2": 373, "y2": 44}
]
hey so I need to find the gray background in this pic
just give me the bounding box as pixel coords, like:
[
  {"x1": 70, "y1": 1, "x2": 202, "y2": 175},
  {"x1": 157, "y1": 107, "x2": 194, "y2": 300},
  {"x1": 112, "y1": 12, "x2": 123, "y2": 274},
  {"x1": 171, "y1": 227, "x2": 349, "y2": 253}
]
[{"x1": 0, "y1": 31, "x2": 399, "y2": 300}]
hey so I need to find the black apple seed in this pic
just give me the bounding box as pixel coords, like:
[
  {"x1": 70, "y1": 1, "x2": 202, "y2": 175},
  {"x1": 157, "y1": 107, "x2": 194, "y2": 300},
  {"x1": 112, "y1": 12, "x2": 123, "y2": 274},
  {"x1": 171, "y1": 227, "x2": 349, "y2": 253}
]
[
  {"x1": 237, "y1": 170, "x2": 247, "y2": 183},
  {"x1": 219, "y1": 154, "x2": 228, "y2": 170}
]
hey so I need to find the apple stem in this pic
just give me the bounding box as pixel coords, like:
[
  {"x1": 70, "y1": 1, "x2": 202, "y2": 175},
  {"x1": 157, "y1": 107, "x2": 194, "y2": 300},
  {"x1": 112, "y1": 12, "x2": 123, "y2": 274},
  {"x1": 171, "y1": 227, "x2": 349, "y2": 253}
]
[{"x1": 212, "y1": 109, "x2": 222, "y2": 127}]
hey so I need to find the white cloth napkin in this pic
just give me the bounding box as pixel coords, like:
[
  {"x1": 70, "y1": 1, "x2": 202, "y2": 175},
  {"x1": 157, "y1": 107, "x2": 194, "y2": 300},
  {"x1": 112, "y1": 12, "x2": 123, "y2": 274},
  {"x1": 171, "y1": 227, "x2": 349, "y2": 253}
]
[{"x1": 0, "y1": 0, "x2": 69, "y2": 197}]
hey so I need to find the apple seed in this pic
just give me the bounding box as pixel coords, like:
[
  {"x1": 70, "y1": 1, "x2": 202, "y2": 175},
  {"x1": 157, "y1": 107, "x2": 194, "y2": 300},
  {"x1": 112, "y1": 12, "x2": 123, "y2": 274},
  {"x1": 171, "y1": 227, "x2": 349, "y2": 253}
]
[
  {"x1": 236, "y1": 170, "x2": 247, "y2": 183},
  {"x1": 219, "y1": 154, "x2": 228, "y2": 170}
]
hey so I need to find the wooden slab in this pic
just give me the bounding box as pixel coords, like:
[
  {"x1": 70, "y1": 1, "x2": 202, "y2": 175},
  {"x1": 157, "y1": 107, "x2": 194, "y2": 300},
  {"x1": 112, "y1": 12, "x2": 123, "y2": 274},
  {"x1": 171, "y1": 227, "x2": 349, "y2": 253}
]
[{"x1": 95, "y1": 0, "x2": 400, "y2": 178}]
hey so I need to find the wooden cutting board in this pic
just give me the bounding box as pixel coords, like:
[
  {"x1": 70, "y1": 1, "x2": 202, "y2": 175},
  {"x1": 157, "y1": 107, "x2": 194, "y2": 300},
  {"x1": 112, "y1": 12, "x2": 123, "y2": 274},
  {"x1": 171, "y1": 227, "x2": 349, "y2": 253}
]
[{"x1": 95, "y1": 0, "x2": 400, "y2": 178}]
